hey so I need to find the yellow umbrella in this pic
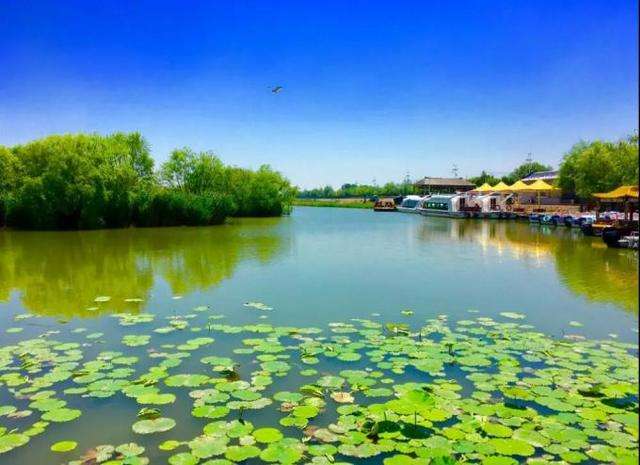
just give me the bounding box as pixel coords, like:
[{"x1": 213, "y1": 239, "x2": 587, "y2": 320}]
[
  {"x1": 474, "y1": 183, "x2": 493, "y2": 193},
  {"x1": 491, "y1": 181, "x2": 512, "y2": 192},
  {"x1": 517, "y1": 179, "x2": 559, "y2": 209},
  {"x1": 507, "y1": 180, "x2": 530, "y2": 192},
  {"x1": 507, "y1": 180, "x2": 530, "y2": 207},
  {"x1": 521, "y1": 179, "x2": 560, "y2": 192}
]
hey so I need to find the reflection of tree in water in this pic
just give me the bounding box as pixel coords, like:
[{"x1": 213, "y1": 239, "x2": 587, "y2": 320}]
[
  {"x1": 553, "y1": 239, "x2": 638, "y2": 313},
  {"x1": 0, "y1": 218, "x2": 286, "y2": 317},
  {"x1": 415, "y1": 219, "x2": 638, "y2": 313}
]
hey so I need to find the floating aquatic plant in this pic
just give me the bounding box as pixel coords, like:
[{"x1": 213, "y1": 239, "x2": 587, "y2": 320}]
[{"x1": 0, "y1": 305, "x2": 636, "y2": 465}]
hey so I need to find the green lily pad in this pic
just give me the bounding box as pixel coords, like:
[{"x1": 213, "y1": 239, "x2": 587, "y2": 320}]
[
  {"x1": 487, "y1": 438, "x2": 535, "y2": 456},
  {"x1": 132, "y1": 417, "x2": 176, "y2": 434},
  {"x1": 0, "y1": 433, "x2": 29, "y2": 453},
  {"x1": 42, "y1": 408, "x2": 82, "y2": 422},
  {"x1": 50, "y1": 440, "x2": 78, "y2": 452},
  {"x1": 253, "y1": 427, "x2": 284, "y2": 443}
]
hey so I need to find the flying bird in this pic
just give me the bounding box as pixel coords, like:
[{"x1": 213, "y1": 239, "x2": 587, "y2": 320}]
[{"x1": 270, "y1": 86, "x2": 283, "y2": 94}]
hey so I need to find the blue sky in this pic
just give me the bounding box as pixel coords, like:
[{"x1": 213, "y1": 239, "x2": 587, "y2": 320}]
[{"x1": 0, "y1": 1, "x2": 637, "y2": 188}]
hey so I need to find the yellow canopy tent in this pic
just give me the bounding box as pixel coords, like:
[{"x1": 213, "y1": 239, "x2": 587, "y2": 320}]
[
  {"x1": 491, "y1": 181, "x2": 512, "y2": 192},
  {"x1": 593, "y1": 185, "x2": 638, "y2": 200},
  {"x1": 516, "y1": 179, "x2": 560, "y2": 210},
  {"x1": 522, "y1": 179, "x2": 560, "y2": 192},
  {"x1": 508, "y1": 180, "x2": 530, "y2": 191},
  {"x1": 473, "y1": 183, "x2": 494, "y2": 193},
  {"x1": 507, "y1": 180, "x2": 531, "y2": 208}
]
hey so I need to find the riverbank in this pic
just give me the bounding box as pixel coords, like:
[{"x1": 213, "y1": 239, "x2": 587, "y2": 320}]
[{"x1": 293, "y1": 198, "x2": 374, "y2": 209}]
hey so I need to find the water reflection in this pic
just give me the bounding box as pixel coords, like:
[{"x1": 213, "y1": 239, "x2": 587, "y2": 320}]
[
  {"x1": 417, "y1": 218, "x2": 638, "y2": 312},
  {"x1": 0, "y1": 218, "x2": 287, "y2": 317},
  {"x1": 0, "y1": 212, "x2": 636, "y2": 321}
]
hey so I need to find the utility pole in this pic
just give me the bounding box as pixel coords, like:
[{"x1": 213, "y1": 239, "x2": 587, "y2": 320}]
[
  {"x1": 403, "y1": 172, "x2": 411, "y2": 195},
  {"x1": 451, "y1": 164, "x2": 459, "y2": 178}
]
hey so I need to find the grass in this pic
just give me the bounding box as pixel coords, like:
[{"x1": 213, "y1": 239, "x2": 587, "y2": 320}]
[{"x1": 293, "y1": 199, "x2": 374, "y2": 209}]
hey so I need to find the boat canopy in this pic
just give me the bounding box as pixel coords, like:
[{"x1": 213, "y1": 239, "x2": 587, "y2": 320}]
[{"x1": 593, "y1": 185, "x2": 639, "y2": 200}]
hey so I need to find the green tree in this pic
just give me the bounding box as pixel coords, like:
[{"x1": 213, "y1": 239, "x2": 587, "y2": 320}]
[
  {"x1": 468, "y1": 170, "x2": 500, "y2": 187},
  {"x1": 558, "y1": 135, "x2": 638, "y2": 199},
  {"x1": 504, "y1": 161, "x2": 553, "y2": 184},
  {"x1": 1, "y1": 133, "x2": 295, "y2": 230}
]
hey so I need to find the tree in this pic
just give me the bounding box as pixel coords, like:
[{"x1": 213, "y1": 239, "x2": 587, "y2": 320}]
[
  {"x1": 558, "y1": 135, "x2": 638, "y2": 199},
  {"x1": 1, "y1": 133, "x2": 295, "y2": 229},
  {"x1": 504, "y1": 161, "x2": 553, "y2": 184},
  {"x1": 468, "y1": 170, "x2": 500, "y2": 187}
]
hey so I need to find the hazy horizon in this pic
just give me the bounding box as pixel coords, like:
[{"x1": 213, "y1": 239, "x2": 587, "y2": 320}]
[{"x1": 1, "y1": 1, "x2": 637, "y2": 188}]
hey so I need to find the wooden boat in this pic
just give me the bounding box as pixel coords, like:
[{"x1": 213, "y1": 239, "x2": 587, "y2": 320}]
[
  {"x1": 373, "y1": 198, "x2": 397, "y2": 212},
  {"x1": 582, "y1": 219, "x2": 614, "y2": 236}
]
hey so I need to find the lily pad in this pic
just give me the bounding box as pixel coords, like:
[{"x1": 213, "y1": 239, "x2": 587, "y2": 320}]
[
  {"x1": 132, "y1": 417, "x2": 176, "y2": 434},
  {"x1": 50, "y1": 440, "x2": 78, "y2": 452}
]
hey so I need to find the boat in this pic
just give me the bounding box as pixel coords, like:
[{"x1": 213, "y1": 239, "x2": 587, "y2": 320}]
[
  {"x1": 396, "y1": 195, "x2": 426, "y2": 213},
  {"x1": 571, "y1": 215, "x2": 594, "y2": 228},
  {"x1": 416, "y1": 194, "x2": 467, "y2": 218},
  {"x1": 601, "y1": 221, "x2": 639, "y2": 248},
  {"x1": 529, "y1": 214, "x2": 541, "y2": 223},
  {"x1": 466, "y1": 193, "x2": 513, "y2": 219},
  {"x1": 373, "y1": 198, "x2": 397, "y2": 212},
  {"x1": 617, "y1": 231, "x2": 639, "y2": 249},
  {"x1": 581, "y1": 218, "x2": 614, "y2": 236},
  {"x1": 540, "y1": 214, "x2": 562, "y2": 226}
]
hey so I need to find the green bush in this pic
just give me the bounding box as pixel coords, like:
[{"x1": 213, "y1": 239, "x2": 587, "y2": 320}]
[
  {"x1": 0, "y1": 133, "x2": 294, "y2": 230},
  {"x1": 133, "y1": 189, "x2": 233, "y2": 227}
]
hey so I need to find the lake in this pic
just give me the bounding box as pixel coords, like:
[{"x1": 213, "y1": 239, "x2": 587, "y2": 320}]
[{"x1": 0, "y1": 206, "x2": 637, "y2": 464}]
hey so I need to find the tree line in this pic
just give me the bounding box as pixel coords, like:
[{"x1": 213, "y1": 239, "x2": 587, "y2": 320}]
[
  {"x1": 298, "y1": 182, "x2": 416, "y2": 199},
  {"x1": 0, "y1": 133, "x2": 297, "y2": 229},
  {"x1": 298, "y1": 134, "x2": 638, "y2": 200}
]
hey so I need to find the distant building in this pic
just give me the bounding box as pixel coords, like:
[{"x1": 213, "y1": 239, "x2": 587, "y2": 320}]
[
  {"x1": 521, "y1": 170, "x2": 559, "y2": 184},
  {"x1": 414, "y1": 177, "x2": 475, "y2": 194}
]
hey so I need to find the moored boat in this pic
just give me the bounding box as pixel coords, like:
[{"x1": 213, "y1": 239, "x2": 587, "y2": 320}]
[
  {"x1": 416, "y1": 194, "x2": 467, "y2": 218},
  {"x1": 396, "y1": 195, "x2": 426, "y2": 213},
  {"x1": 540, "y1": 214, "x2": 562, "y2": 226},
  {"x1": 601, "y1": 221, "x2": 639, "y2": 248},
  {"x1": 373, "y1": 198, "x2": 397, "y2": 212}
]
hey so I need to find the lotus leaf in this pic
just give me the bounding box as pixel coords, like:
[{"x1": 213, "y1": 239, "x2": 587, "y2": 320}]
[
  {"x1": 50, "y1": 440, "x2": 78, "y2": 452},
  {"x1": 132, "y1": 417, "x2": 176, "y2": 434}
]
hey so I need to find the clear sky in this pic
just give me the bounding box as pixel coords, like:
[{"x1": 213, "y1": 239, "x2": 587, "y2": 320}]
[{"x1": 1, "y1": 1, "x2": 637, "y2": 188}]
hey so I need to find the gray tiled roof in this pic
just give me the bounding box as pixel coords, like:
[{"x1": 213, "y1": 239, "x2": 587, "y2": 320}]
[
  {"x1": 521, "y1": 170, "x2": 559, "y2": 180},
  {"x1": 414, "y1": 177, "x2": 475, "y2": 187}
]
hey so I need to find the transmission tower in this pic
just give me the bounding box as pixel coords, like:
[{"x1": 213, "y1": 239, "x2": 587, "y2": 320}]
[{"x1": 451, "y1": 164, "x2": 459, "y2": 178}]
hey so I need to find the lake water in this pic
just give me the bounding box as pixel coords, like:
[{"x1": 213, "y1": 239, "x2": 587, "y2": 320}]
[{"x1": 0, "y1": 206, "x2": 637, "y2": 464}]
